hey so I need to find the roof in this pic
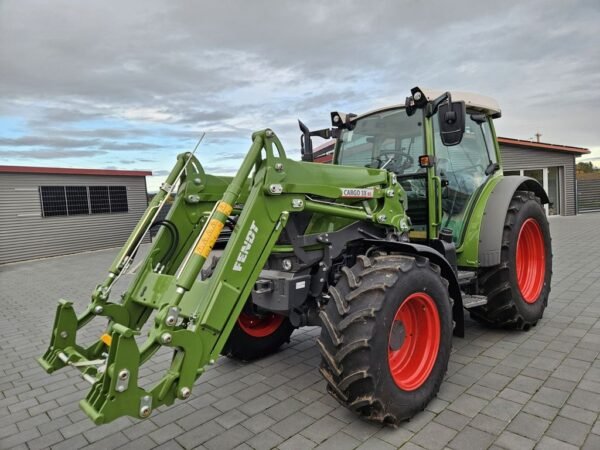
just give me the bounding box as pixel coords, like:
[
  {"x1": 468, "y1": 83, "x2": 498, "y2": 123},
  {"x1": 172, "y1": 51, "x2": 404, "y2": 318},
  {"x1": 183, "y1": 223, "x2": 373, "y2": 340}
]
[
  {"x1": 356, "y1": 89, "x2": 502, "y2": 120},
  {"x1": 497, "y1": 137, "x2": 590, "y2": 155},
  {"x1": 0, "y1": 165, "x2": 152, "y2": 177}
]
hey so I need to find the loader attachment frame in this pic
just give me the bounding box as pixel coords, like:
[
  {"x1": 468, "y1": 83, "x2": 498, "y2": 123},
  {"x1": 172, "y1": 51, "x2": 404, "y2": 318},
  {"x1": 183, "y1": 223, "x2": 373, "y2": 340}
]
[{"x1": 38, "y1": 129, "x2": 407, "y2": 424}]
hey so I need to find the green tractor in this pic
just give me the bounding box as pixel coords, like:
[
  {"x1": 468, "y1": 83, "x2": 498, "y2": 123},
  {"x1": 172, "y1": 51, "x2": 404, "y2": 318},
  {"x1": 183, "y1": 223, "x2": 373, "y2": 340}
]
[{"x1": 38, "y1": 87, "x2": 552, "y2": 426}]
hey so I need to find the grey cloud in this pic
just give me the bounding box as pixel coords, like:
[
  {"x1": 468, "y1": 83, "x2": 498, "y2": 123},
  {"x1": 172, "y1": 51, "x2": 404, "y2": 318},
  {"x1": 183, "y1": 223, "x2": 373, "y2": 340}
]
[
  {"x1": 218, "y1": 153, "x2": 246, "y2": 161},
  {"x1": 0, "y1": 136, "x2": 101, "y2": 148},
  {"x1": 1, "y1": 149, "x2": 108, "y2": 159},
  {"x1": 175, "y1": 109, "x2": 235, "y2": 124},
  {"x1": 0, "y1": 0, "x2": 598, "y2": 162},
  {"x1": 203, "y1": 165, "x2": 238, "y2": 174},
  {"x1": 119, "y1": 158, "x2": 154, "y2": 164},
  {"x1": 98, "y1": 142, "x2": 163, "y2": 151},
  {"x1": 153, "y1": 170, "x2": 170, "y2": 176}
]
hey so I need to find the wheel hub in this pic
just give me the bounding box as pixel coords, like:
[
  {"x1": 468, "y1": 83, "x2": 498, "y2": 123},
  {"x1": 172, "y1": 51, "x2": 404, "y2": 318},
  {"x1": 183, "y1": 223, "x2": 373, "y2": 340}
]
[
  {"x1": 516, "y1": 218, "x2": 546, "y2": 303},
  {"x1": 387, "y1": 292, "x2": 441, "y2": 391},
  {"x1": 237, "y1": 311, "x2": 284, "y2": 338}
]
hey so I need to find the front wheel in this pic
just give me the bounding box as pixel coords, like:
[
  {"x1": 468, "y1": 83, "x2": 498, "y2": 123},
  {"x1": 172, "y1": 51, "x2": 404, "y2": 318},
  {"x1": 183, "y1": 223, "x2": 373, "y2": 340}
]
[
  {"x1": 222, "y1": 304, "x2": 295, "y2": 361},
  {"x1": 318, "y1": 254, "x2": 453, "y2": 425}
]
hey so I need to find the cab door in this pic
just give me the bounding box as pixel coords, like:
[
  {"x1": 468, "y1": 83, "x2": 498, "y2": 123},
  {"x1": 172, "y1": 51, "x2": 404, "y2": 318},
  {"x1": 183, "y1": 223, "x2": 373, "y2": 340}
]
[{"x1": 430, "y1": 112, "x2": 498, "y2": 245}]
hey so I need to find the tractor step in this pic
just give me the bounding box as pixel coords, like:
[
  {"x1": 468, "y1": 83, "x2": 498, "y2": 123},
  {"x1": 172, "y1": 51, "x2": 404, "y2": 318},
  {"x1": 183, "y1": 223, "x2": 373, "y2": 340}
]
[
  {"x1": 456, "y1": 270, "x2": 477, "y2": 286},
  {"x1": 462, "y1": 294, "x2": 488, "y2": 309}
]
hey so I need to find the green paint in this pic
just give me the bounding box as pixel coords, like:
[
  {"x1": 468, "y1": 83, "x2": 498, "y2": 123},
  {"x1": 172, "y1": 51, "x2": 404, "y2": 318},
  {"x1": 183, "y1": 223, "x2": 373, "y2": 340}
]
[
  {"x1": 38, "y1": 128, "x2": 409, "y2": 424},
  {"x1": 38, "y1": 98, "x2": 516, "y2": 425}
]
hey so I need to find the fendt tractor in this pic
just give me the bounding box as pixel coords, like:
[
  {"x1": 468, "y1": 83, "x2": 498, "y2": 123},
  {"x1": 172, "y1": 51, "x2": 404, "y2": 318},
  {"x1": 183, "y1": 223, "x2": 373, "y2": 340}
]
[{"x1": 39, "y1": 87, "x2": 552, "y2": 426}]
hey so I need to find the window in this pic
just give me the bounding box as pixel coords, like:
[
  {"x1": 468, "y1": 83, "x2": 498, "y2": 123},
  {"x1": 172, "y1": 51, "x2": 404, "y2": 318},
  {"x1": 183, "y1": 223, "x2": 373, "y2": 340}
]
[
  {"x1": 433, "y1": 113, "x2": 495, "y2": 243},
  {"x1": 40, "y1": 185, "x2": 128, "y2": 217},
  {"x1": 337, "y1": 108, "x2": 424, "y2": 175}
]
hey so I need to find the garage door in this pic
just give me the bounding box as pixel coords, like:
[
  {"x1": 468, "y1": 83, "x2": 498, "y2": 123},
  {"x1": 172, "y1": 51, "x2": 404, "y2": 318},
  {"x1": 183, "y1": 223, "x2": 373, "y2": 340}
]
[{"x1": 578, "y1": 179, "x2": 600, "y2": 213}]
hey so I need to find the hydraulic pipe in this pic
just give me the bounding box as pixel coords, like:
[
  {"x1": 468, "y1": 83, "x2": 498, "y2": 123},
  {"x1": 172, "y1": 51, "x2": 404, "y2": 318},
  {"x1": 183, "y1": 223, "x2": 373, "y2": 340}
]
[
  {"x1": 174, "y1": 134, "x2": 266, "y2": 292},
  {"x1": 304, "y1": 199, "x2": 371, "y2": 221},
  {"x1": 106, "y1": 154, "x2": 188, "y2": 280}
]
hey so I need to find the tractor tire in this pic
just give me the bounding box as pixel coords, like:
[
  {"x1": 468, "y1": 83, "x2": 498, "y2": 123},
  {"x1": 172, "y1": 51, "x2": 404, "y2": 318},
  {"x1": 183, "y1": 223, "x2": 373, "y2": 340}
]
[
  {"x1": 471, "y1": 190, "x2": 552, "y2": 330},
  {"x1": 222, "y1": 307, "x2": 295, "y2": 361},
  {"x1": 318, "y1": 254, "x2": 453, "y2": 425},
  {"x1": 204, "y1": 255, "x2": 294, "y2": 361}
]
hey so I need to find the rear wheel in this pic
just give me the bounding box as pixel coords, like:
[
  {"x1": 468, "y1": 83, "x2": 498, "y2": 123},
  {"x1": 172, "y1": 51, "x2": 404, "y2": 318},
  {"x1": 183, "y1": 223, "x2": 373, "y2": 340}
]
[
  {"x1": 318, "y1": 254, "x2": 453, "y2": 425},
  {"x1": 223, "y1": 305, "x2": 294, "y2": 361},
  {"x1": 471, "y1": 190, "x2": 552, "y2": 329}
]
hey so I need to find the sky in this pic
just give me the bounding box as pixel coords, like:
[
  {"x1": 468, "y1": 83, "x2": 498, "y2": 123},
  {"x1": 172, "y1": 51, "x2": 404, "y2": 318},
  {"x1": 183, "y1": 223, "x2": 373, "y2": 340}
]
[{"x1": 1, "y1": 0, "x2": 599, "y2": 191}]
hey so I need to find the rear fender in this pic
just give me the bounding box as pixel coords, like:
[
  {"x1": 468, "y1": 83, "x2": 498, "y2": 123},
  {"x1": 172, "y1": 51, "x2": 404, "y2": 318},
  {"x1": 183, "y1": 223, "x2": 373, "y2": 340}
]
[
  {"x1": 478, "y1": 176, "x2": 549, "y2": 267},
  {"x1": 362, "y1": 240, "x2": 465, "y2": 337}
]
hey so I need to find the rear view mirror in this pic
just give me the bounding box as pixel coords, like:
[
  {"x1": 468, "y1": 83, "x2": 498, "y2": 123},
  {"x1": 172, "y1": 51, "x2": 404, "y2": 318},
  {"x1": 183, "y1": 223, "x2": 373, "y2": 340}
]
[
  {"x1": 438, "y1": 101, "x2": 466, "y2": 146},
  {"x1": 298, "y1": 120, "x2": 313, "y2": 162}
]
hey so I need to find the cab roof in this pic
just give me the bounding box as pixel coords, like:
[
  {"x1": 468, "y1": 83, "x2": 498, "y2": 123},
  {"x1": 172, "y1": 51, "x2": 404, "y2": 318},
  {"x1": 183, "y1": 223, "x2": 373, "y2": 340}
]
[{"x1": 356, "y1": 89, "x2": 502, "y2": 119}]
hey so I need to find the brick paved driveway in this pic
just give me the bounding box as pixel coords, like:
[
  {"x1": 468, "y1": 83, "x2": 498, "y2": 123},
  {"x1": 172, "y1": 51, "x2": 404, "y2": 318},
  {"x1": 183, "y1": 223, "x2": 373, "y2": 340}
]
[{"x1": 1, "y1": 214, "x2": 599, "y2": 450}]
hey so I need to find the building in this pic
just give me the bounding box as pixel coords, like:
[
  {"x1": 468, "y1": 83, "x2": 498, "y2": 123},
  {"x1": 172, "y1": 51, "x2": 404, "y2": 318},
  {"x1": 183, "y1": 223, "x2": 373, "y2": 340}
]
[
  {"x1": 576, "y1": 172, "x2": 600, "y2": 213},
  {"x1": 0, "y1": 166, "x2": 151, "y2": 265},
  {"x1": 498, "y1": 137, "x2": 589, "y2": 216},
  {"x1": 313, "y1": 137, "x2": 590, "y2": 216}
]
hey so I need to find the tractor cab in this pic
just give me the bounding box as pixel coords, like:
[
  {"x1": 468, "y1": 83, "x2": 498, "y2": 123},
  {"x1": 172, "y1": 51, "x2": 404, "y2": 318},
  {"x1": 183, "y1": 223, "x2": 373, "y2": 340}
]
[{"x1": 304, "y1": 88, "x2": 503, "y2": 247}]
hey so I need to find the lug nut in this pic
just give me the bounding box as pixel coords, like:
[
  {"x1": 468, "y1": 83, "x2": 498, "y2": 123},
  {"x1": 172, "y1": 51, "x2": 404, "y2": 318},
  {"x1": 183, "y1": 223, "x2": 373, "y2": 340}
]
[
  {"x1": 160, "y1": 333, "x2": 172, "y2": 344},
  {"x1": 59, "y1": 331, "x2": 68, "y2": 339},
  {"x1": 118, "y1": 369, "x2": 129, "y2": 380},
  {"x1": 93, "y1": 305, "x2": 103, "y2": 314}
]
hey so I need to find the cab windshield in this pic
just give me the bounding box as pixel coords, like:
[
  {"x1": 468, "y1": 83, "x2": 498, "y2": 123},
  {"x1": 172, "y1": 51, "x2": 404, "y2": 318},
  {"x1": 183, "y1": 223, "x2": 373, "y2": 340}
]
[{"x1": 337, "y1": 108, "x2": 424, "y2": 175}]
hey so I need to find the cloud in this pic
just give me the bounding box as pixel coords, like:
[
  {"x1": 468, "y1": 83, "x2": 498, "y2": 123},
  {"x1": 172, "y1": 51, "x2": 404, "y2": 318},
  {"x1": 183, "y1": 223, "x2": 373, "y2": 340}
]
[
  {"x1": 1, "y1": 149, "x2": 108, "y2": 159},
  {"x1": 98, "y1": 141, "x2": 163, "y2": 151},
  {"x1": 0, "y1": 136, "x2": 101, "y2": 148},
  {"x1": 0, "y1": 0, "x2": 598, "y2": 179}
]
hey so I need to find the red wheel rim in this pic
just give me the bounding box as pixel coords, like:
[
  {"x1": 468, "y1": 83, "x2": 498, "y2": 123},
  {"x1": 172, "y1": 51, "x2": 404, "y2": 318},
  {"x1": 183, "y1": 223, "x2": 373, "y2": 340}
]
[
  {"x1": 516, "y1": 218, "x2": 546, "y2": 303},
  {"x1": 237, "y1": 312, "x2": 285, "y2": 338},
  {"x1": 388, "y1": 292, "x2": 441, "y2": 391}
]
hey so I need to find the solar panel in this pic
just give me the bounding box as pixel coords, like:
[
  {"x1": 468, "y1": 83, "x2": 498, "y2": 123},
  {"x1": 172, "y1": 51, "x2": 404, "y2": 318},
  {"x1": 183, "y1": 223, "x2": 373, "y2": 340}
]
[
  {"x1": 40, "y1": 185, "x2": 128, "y2": 217},
  {"x1": 89, "y1": 186, "x2": 110, "y2": 214},
  {"x1": 109, "y1": 186, "x2": 128, "y2": 213},
  {"x1": 66, "y1": 186, "x2": 89, "y2": 215},
  {"x1": 40, "y1": 186, "x2": 67, "y2": 217}
]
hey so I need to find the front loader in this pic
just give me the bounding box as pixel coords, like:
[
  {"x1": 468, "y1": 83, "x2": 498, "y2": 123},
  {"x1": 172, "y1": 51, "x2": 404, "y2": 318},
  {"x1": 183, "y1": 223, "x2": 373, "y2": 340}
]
[{"x1": 38, "y1": 87, "x2": 552, "y2": 426}]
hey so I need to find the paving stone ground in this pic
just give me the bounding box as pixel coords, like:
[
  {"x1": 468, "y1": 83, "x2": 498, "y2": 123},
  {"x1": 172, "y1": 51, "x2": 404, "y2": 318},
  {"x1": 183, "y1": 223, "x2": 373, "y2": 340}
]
[{"x1": 1, "y1": 213, "x2": 599, "y2": 450}]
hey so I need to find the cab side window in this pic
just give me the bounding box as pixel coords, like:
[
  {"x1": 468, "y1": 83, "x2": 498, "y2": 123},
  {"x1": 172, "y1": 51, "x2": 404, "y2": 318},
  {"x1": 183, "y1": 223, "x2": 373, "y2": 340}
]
[{"x1": 433, "y1": 114, "x2": 495, "y2": 242}]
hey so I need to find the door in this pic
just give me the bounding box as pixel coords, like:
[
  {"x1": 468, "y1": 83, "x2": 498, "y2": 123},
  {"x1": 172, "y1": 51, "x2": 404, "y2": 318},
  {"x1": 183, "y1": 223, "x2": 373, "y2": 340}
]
[
  {"x1": 432, "y1": 113, "x2": 497, "y2": 244},
  {"x1": 517, "y1": 168, "x2": 560, "y2": 215}
]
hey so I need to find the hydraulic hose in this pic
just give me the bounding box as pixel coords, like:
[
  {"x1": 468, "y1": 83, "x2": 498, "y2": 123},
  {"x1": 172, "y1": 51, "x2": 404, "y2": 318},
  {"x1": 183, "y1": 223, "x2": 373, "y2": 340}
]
[{"x1": 149, "y1": 220, "x2": 180, "y2": 268}]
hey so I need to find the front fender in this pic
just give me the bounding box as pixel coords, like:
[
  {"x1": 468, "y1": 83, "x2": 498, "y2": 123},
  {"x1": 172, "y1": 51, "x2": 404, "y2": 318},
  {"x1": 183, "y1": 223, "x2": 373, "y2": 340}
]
[{"x1": 362, "y1": 240, "x2": 465, "y2": 337}]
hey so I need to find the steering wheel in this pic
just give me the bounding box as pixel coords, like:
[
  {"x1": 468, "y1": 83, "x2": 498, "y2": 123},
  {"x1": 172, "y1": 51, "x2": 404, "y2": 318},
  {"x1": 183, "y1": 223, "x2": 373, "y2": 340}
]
[{"x1": 373, "y1": 152, "x2": 414, "y2": 171}]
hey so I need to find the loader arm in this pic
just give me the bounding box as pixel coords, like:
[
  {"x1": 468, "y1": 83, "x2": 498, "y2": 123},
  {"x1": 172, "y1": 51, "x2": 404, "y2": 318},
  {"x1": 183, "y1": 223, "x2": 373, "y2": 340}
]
[{"x1": 38, "y1": 129, "x2": 407, "y2": 424}]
